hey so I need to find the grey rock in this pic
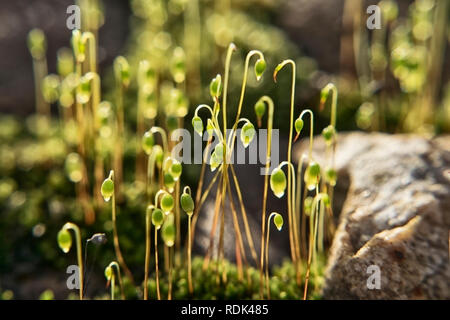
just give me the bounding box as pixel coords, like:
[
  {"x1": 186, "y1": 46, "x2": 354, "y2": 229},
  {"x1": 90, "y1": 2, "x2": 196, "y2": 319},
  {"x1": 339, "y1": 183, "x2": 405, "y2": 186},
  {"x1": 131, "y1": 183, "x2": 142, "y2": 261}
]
[{"x1": 295, "y1": 132, "x2": 450, "y2": 299}]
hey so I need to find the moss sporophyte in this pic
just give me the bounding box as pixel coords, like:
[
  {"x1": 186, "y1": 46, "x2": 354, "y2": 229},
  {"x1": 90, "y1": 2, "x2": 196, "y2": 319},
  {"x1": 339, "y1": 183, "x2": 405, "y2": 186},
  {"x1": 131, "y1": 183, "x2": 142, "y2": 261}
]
[
  {"x1": 256, "y1": 95, "x2": 275, "y2": 299},
  {"x1": 104, "y1": 261, "x2": 124, "y2": 300},
  {"x1": 190, "y1": 43, "x2": 266, "y2": 284},
  {"x1": 57, "y1": 222, "x2": 83, "y2": 299},
  {"x1": 101, "y1": 170, "x2": 134, "y2": 283},
  {"x1": 181, "y1": 186, "x2": 195, "y2": 294},
  {"x1": 265, "y1": 212, "x2": 284, "y2": 299},
  {"x1": 46, "y1": 15, "x2": 334, "y2": 299}
]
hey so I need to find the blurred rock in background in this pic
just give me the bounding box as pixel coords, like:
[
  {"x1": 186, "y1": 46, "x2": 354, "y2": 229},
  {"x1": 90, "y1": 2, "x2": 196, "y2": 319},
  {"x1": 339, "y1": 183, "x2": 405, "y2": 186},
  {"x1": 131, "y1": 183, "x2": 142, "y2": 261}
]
[
  {"x1": 295, "y1": 133, "x2": 450, "y2": 299},
  {"x1": 0, "y1": 0, "x2": 129, "y2": 115}
]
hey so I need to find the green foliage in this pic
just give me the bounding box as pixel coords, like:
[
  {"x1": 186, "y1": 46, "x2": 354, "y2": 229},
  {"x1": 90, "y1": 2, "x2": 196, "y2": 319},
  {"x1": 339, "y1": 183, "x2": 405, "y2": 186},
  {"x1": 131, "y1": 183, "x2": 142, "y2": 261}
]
[{"x1": 144, "y1": 257, "x2": 324, "y2": 300}]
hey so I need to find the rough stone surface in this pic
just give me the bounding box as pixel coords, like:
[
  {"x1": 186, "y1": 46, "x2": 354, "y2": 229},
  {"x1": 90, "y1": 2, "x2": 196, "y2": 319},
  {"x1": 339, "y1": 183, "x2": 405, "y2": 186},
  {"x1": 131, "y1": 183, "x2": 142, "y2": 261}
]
[
  {"x1": 297, "y1": 132, "x2": 450, "y2": 299},
  {"x1": 194, "y1": 132, "x2": 449, "y2": 299}
]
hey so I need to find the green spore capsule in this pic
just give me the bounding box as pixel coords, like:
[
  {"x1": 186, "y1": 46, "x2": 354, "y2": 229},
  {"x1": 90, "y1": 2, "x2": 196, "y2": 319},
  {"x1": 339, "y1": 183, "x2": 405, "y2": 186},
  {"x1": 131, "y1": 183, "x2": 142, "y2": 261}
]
[
  {"x1": 144, "y1": 65, "x2": 156, "y2": 83},
  {"x1": 152, "y1": 145, "x2": 164, "y2": 168},
  {"x1": 152, "y1": 208, "x2": 164, "y2": 228},
  {"x1": 380, "y1": 0, "x2": 398, "y2": 22},
  {"x1": 164, "y1": 173, "x2": 175, "y2": 193},
  {"x1": 174, "y1": 89, "x2": 189, "y2": 118},
  {"x1": 320, "y1": 86, "x2": 330, "y2": 105},
  {"x1": 304, "y1": 161, "x2": 321, "y2": 191},
  {"x1": 59, "y1": 76, "x2": 77, "y2": 108},
  {"x1": 101, "y1": 177, "x2": 114, "y2": 202},
  {"x1": 295, "y1": 118, "x2": 304, "y2": 134},
  {"x1": 114, "y1": 56, "x2": 130, "y2": 87},
  {"x1": 209, "y1": 152, "x2": 220, "y2": 172},
  {"x1": 42, "y1": 74, "x2": 60, "y2": 104},
  {"x1": 169, "y1": 160, "x2": 182, "y2": 181},
  {"x1": 142, "y1": 131, "x2": 155, "y2": 155},
  {"x1": 57, "y1": 48, "x2": 74, "y2": 77},
  {"x1": 161, "y1": 193, "x2": 174, "y2": 214},
  {"x1": 170, "y1": 47, "x2": 186, "y2": 84},
  {"x1": 143, "y1": 90, "x2": 157, "y2": 119},
  {"x1": 209, "y1": 74, "x2": 222, "y2": 98},
  {"x1": 192, "y1": 116, "x2": 203, "y2": 136},
  {"x1": 325, "y1": 167, "x2": 337, "y2": 186},
  {"x1": 206, "y1": 119, "x2": 214, "y2": 138},
  {"x1": 322, "y1": 125, "x2": 335, "y2": 145},
  {"x1": 104, "y1": 265, "x2": 113, "y2": 280},
  {"x1": 27, "y1": 28, "x2": 47, "y2": 60},
  {"x1": 254, "y1": 58, "x2": 266, "y2": 81},
  {"x1": 240, "y1": 122, "x2": 256, "y2": 148},
  {"x1": 273, "y1": 213, "x2": 284, "y2": 231},
  {"x1": 161, "y1": 214, "x2": 175, "y2": 247},
  {"x1": 214, "y1": 144, "x2": 224, "y2": 163},
  {"x1": 71, "y1": 30, "x2": 85, "y2": 63},
  {"x1": 304, "y1": 196, "x2": 313, "y2": 216},
  {"x1": 254, "y1": 99, "x2": 266, "y2": 124},
  {"x1": 120, "y1": 68, "x2": 130, "y2": 86},
  {"x1": 76, "y1": 76, "x2": 92, "y2": 104},
  {"x1": 57, "y1": 229, "x2": 72, "y2": 253},
  {"x1": 181, "y1": 193, "x2": 194, "y2": 216},
  {"x1": 270, "y1": 167, "x2": 287, "y2": 198}
]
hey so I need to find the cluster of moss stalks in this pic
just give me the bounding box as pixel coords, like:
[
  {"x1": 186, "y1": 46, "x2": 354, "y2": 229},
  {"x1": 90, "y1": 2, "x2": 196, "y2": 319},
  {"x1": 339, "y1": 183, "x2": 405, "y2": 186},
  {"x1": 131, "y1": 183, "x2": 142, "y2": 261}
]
[
  {"x1": 70, "y1": 257, "x2": 324, "y2": 300},
  {"x1": 19, "y1": 0, "x2": 343, "y2": 301}
]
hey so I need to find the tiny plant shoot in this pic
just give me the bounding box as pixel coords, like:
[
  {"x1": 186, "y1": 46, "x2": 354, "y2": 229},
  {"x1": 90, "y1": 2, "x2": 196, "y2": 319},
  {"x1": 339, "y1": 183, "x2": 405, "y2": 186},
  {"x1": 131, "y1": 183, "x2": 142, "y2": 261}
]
[
  {"x1": 265, "y1": 212, "x2": 283, "y2": 299},
  {"x1": 161, "y1": 213, "x2": 176, "y2": 299},
  {"x1": 27, "y1": 28, "x2": 50, "y2": 119},
  {"x1": 113, "y1": 56, "x2": 130, "y2": 200},
  {"x1": 151, "y1": 205, "x2": 164, "y2": 300},
  {"x1": 144, "y1": 204, "x2": 154, "y2": 300},
  {"x1": 46, "y1": 20, "x2": 339, "y2": 299},
  {"x1": 101, "y1": 170, "x2": 133, "y2": 283},
  {"x1": 320, "y1": 83, "x2": 339, "y2": 227},
  {"x1": 256, "y1": 96, "x2": 275, "y2": 299},
  {"x1": 104, "y1": 261, "x2": 124, "y2": 300},
  {"x1": 181, "y1": 186, "x2": 195, "y2": 294},
  {"x1": 57, "y1": 222, "x2": 84, "y2": 300},
  {"x1": 273, "y1": 59, "x2": 300, "y2": 280}
]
